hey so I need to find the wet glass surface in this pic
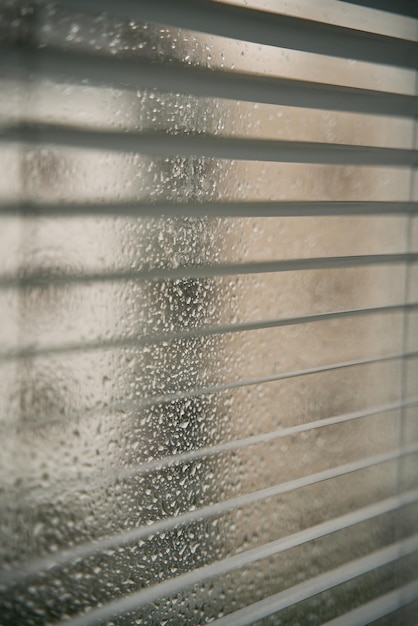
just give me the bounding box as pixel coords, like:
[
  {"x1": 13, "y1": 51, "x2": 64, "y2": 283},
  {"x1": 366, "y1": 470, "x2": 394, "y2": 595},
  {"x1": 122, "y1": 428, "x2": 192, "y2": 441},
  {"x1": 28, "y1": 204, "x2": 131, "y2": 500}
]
[{"x1": 0, "y1": 1, "x2": 417, "y2": 625}]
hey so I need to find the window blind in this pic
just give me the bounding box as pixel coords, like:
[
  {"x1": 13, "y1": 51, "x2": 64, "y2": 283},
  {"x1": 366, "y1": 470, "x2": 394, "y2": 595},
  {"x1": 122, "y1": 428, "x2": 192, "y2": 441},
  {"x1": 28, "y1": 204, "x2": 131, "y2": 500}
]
[{"x1": 0, "y1": 1, "x2": 417, "y2": 625}]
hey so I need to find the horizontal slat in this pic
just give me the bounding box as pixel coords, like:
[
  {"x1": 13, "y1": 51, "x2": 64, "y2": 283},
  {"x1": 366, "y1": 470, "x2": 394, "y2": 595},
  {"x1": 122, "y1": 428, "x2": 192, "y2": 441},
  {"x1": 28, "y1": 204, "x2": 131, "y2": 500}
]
[
  {"x1": 2, "y1": 303, "x2": 417, "y2": 362},
  {"x1": 3, "y1": 398, "x2": 417, "y2": 500},
  {"x1": 4, "y1": 351, "x2": 417, "y2": 431},
  {"x1": 54, "y1": 0, "x2": 418, "y2": 68},
  {"x1": 89, "y1": 350, "x2": 418, "y2": 408},
  {"x1": 51, "y1": 532, "x2": 418, "y2": 626},
  {"x1": 322, "y1": 579, "x2": 418, "y2": 625},
  {"x1": 1, "y1": 254, "x2": 417, "y2": 288},
  {"x1": 2, "y1": 123, "x2": 418, "y2": 167},
  {"x1": 4, "y1": 445, "x2": 418, "y2": 587},
  {"x1": 210, "y1": 535, "x2": 418, "y2": 626},
  {"x1": 3, "y1": 46, "x2": 418, "y2": 117},
  {"x1": 219, "y1": 0, "x2": 418, "y2": 40},
  {"x1": 1, "y1": 200, "x2": 418, "y2": 218},
  {"x1": 345, "y1": 0, "x2": 418, "y2": 19},
  {"x1": 2, "y1": 83, "x2": 413, "y2": 149},
  {"x1": 0, "y1": 264, "x2": 409, "y2": 364}
]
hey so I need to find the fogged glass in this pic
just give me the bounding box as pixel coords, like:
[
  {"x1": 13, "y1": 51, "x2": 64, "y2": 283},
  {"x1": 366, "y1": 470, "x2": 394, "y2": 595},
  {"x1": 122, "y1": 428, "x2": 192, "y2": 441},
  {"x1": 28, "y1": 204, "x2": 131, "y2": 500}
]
[{"x1": 0, "y1": 1, "x2": 417, "y2": 625}]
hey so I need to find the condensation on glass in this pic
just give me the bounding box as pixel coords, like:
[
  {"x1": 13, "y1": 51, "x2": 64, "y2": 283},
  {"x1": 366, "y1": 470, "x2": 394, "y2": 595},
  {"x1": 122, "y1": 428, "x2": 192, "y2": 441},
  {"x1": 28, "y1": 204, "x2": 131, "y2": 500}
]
[{"x1": 0, "y1": 0, "x2": 417, "y2": 625}]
